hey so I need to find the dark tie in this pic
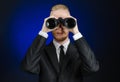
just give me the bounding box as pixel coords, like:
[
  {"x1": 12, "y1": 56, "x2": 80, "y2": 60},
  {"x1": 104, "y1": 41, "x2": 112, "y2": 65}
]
[{"x1": 59, "y1": 45, "x2": 65, "y2": 69}]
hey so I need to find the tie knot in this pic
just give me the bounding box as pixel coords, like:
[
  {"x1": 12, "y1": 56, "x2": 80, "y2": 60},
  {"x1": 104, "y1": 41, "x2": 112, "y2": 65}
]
[{"x1": 60, "y1": 45, "x2": 64, "y2": 49}]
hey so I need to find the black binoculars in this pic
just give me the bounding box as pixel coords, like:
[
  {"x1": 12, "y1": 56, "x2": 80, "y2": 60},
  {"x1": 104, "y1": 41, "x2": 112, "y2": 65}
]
[{"x1": 46, "y1": 17, "x2": 76, "y2": 29}]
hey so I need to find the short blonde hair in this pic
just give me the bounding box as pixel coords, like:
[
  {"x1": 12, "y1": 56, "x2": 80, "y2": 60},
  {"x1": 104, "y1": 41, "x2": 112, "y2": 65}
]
[{"x1": 51, "y1": 4, "x2": 69, "y2": 11}]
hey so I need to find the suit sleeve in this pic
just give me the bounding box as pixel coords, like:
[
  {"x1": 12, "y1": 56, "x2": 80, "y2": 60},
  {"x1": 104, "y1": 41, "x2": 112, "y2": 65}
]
[
  {"x1": 21, "y1": 35, "x2": 46, "y2": 74},
  {"x1": 74, "y1": 37, "x2": 99, "y2": 74}
]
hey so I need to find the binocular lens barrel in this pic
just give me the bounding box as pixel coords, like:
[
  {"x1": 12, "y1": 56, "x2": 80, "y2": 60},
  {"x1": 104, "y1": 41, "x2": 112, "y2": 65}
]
[
  {"x1": 64, "y1": 18, "x2": 76, "y2": 29},
  {"x1": 46, "y1": 18, "x2": 58, "y2": 29},
  {"x1": 46, "y1": 18, "x2": 76, "y2": 29}
]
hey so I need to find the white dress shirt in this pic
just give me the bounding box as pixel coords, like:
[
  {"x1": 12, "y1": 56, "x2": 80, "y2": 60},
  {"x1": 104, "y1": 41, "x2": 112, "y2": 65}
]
[
  {"x1": 53, "y1": 39, "x2": 70, "y2": 62},
  {"x1": 38, "y1": 31, "x2": 83, "y2": 62}
]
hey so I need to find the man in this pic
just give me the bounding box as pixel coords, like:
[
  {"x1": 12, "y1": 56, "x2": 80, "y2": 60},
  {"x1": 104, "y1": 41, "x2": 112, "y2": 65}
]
[{"x1": 21, "y1": 4, "x2": 99, "y2": 82}]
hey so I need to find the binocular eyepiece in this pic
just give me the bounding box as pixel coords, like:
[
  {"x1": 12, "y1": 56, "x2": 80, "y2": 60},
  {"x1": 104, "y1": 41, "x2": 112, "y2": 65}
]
[{"x1": 46, "y1": 17, "x2": 76, "y2": 29}]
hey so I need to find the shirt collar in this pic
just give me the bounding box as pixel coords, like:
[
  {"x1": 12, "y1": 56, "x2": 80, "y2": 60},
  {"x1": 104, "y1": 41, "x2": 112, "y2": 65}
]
[{"x1": 53, "y1": 39, "x2": 70, "y2": 50}]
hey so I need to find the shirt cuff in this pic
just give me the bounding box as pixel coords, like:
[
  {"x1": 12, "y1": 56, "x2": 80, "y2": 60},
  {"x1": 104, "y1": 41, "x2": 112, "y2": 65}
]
[
  {"x1": 73, "y1": 32, "x2": 83, "y2": 40},
  {"x1": 38, "y1": 31, "x2": 48, "y2": 38}
]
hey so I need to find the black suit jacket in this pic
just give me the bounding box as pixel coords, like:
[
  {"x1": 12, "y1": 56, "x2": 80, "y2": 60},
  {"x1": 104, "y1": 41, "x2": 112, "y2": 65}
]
[{"x1": 21, "y1": 35, "x2": 99, "y2": 82}]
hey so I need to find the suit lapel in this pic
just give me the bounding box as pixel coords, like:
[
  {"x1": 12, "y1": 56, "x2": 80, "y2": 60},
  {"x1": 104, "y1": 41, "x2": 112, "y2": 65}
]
[
  {"x1": 45, "y1": 42, "x2": 60, "y2": 73},
  {"x1": 61, "y1": 43, "x2": 79, "y2": 72},
  {"x1": 45, "y1": 42, "x2": 79, "y2": 74}
]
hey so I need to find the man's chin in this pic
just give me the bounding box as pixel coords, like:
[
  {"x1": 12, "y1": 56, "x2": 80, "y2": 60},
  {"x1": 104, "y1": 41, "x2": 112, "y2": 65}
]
[{"x1": 54, "y1": 37, "x2": 67, "y2": 42}]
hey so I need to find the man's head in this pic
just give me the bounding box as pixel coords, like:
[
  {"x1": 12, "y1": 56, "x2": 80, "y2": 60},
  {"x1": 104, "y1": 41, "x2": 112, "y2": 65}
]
[{"x1": 50, "y1": 4, "x2": 71, "y2": 42}]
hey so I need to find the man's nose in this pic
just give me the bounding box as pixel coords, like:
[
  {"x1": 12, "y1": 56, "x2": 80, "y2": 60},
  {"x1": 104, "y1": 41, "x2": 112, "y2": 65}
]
[
  {"x1": 57, "y1": 24, "x2": 63, "y2": 30},
  {"x1": 59, "y1": 24, "x2": 63, "y2": 28},
  {"x1": 59, "y1": 24, "x2": 62, "y2": 28}
]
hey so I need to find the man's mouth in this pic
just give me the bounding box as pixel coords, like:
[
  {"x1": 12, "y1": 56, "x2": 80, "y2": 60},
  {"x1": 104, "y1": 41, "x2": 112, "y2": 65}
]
[{"x1": 56, "y1": 32, "x2": 64, "y2": 35}]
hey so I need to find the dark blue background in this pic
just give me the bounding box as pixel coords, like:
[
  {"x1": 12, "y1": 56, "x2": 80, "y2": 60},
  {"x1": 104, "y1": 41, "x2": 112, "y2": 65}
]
[{"x1": 0, "y1": 0, "x2": 119, "y2": 82}]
